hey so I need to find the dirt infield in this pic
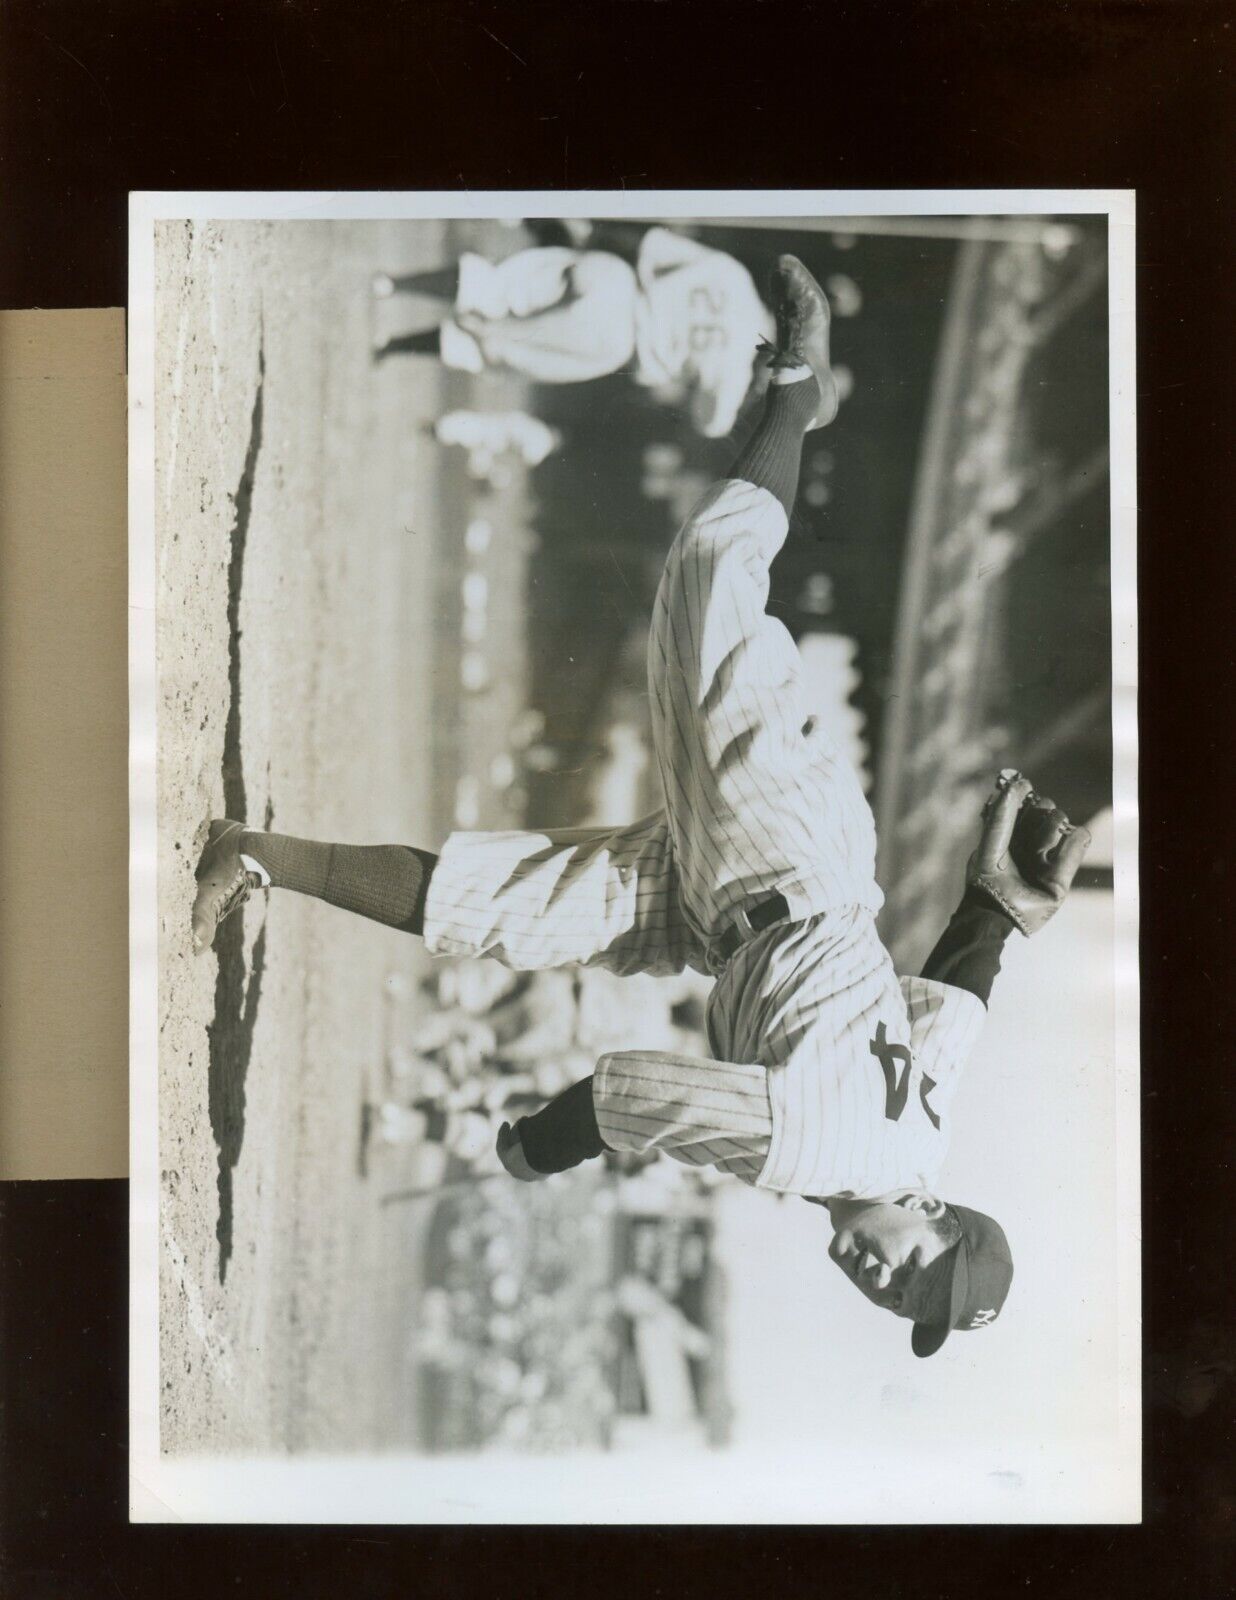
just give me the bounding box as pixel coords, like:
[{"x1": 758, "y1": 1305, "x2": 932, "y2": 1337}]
[{"x1": 154, "y1": 217, "x2": 519, "y2": 1451}]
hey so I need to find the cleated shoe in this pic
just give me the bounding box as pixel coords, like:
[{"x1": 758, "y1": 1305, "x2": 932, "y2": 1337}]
[
  {"x1": 763, "y1": 254, "x2": 840, "y2": 428},
  {"x1": 191, "y1": 819, "x2": 262, "y2": 954}
]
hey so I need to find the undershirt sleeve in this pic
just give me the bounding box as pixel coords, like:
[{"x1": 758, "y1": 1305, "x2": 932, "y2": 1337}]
[{"x1": 919, "y1": 888, "x2": 1017, "y2": 1007}]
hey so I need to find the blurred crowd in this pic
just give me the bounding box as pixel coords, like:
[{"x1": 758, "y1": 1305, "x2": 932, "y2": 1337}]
[
  {"x1": 414, "y1": 1178, "x2": 619, "y2": 1452},
  {"x1": 371, "y1": 953, "x2": 726, "y2": 1453},
  {"x1": 369, "y1": 957, "x2": 711, "y2": 1187}
]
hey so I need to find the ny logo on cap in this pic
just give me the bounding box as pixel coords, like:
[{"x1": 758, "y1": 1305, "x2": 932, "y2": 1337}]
[{"x1": 967, "y1": 1308, "x2": 998, "y2": 1329}]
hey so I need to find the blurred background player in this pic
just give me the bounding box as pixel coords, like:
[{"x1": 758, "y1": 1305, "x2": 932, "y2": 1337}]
[
  {"x1": 372, "y1": 227, "x2": 776, "y2": 439},
  {"x1": 432, "y1": 408, "x2": 563, "y2": 489}
]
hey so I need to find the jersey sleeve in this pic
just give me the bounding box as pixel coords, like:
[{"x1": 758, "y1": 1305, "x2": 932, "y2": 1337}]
[
  {"x1": 899, "y1": 976, "x2": 986, "y2": 1114},
  {"x1": 593, "y1": 1048, "x2": 772, "y2": 1161},
  {"x1": 635, "y1": 225, "x2": 712, "y2": 285}
]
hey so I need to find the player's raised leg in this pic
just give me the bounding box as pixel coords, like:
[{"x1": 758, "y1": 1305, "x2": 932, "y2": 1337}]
[{"x1": 647, "y1": 255, "x2": 878, "y2": 941}]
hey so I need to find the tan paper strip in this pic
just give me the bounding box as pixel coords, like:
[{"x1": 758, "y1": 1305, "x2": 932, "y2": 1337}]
[{"x1": 0, "y1": 309, "x2": 128, "y2": 1179}]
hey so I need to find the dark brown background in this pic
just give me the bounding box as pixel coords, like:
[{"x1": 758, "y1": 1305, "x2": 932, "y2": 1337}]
[{"x1": 1, "y1": 0, "x2": 1232, "y2": 1593}]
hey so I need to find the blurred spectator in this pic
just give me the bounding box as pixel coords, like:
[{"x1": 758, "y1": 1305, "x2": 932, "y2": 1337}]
[
  {"x1": 434, "y1": 408, "x2": 563, "y2": 487},
  {"x1": 825, "y1": 273, "x2": 863, "y2": 317}
]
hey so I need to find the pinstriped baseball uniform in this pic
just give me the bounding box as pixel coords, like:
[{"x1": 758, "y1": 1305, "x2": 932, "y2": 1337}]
[{"x1": 423, "y1": 479, "x2": 987, "y2": 1198}]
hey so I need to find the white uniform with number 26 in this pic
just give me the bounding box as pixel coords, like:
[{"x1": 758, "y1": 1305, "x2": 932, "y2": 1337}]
[
  {"x1": 424, "y1": 479, "x2": 986, "y2": 1198},
  {"x1": 453, "y1": 230, "x2": 770, "y2": 438},
  {"x1": 631, "y1": 227, "x2": 773, "y2": 438}
]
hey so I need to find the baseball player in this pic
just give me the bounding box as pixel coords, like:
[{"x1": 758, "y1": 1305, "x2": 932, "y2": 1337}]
[
  {"x1": 372, "y1": 228, "x2": 775, "y2": 438},
  {"x1": 193, "y1": 256, "x2": 1090, "y2": 1356}
]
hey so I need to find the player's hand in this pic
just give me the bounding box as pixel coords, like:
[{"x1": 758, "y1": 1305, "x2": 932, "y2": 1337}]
[{"x1": 966, "y1": 769, "x2": 1091, "y2": 935}]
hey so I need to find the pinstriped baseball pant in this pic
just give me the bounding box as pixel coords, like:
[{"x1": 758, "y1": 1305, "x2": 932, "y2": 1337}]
[{"x1": 422, "y1": 478, "x2": 882, "y2": 977}]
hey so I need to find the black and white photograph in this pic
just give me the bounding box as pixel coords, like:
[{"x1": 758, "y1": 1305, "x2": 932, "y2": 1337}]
[{"x1": 128, "y1": 190, "x2": 1138, "y2": 1523}]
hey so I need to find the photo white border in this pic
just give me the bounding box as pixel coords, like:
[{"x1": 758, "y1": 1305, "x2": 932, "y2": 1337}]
[{"x1": 129, "y1": 188, "x2": 1138, "y2": 1523}]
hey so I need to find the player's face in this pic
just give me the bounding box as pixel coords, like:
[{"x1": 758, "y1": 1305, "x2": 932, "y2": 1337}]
[{"x1": 826, "y1": 1196, "x2": 952, "y2": 1321}]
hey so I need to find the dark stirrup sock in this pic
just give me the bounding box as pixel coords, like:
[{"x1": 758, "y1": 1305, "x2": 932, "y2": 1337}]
[
  {"x1": 376, "y1": 327, "x2": 443, "y2": 360},
  {"x1": 240, "y1": 832, "x2": 437, "y2": 935},
  {"x1": 516, "y1": 1076, "x2": 609, "y2": 1174},
  {"x1": 387, "y1": 264, "x2": 460, "y2": 299},
  {"x1": 727, "y1": 374, "x2": 820, "y2": 517}
]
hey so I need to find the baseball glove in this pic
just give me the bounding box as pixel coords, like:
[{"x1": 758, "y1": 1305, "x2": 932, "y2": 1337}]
[{"x1": 966, "y1": 769, "x2": 1092, "y2": 935}]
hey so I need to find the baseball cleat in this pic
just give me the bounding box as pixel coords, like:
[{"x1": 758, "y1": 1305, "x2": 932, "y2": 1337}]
[
  {"x1": 764, "y1": 254, "x2": 840, "y2": 428},
  {"x1": 190, "y1": 819, "x2": 263, "y2": 955}
]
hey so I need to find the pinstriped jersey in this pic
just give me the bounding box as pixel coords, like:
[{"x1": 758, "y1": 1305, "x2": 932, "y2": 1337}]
[
  {"x1": 423, "y1": 821, "x2": 986, "y2": 1197},
  {"x1": 593, "y1": 909, "x2": 986, "y2": 1198},
  {"x1": 421, "y1": 476, "x2": 989, "y2": 1200}
]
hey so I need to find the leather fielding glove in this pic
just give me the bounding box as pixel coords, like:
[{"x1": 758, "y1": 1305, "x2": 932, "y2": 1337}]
[{"x1": 966, "y1": 769, "x2": 1092, "y2": 936}]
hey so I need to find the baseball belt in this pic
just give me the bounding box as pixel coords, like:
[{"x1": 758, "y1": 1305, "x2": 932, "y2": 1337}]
[{"x1": 715, "y1": 892, "x2": 790, "y2": 963}]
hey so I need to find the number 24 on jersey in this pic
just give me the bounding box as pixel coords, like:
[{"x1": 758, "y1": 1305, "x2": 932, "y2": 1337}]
[{"x1": 869, "y1": 1022, "x2": 941, "y2": 1130}]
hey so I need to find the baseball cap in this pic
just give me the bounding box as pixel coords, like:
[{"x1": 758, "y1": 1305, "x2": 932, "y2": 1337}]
[{"x1": 911, "y1": 1204, "x2": 1014, "y2": 1358}]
